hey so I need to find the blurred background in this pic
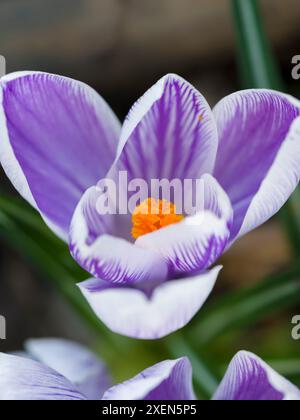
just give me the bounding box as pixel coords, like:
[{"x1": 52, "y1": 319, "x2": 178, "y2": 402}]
[{"x1": 0, "y1": 0, "x2": 300, "y2": 396}]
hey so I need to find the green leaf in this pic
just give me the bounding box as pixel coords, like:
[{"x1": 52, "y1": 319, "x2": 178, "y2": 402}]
[
  {"x1": 232, "y1": 0, "x2": 282, "y2": 89},
  {"x1": 267, "y1": 359, "x2": 300, "y2": 378},
  {"x1": 0, "y1": 194, "x2": 119, "y2": 345},
  {"x1": 189, "y1": 265, "x2": 300, "y2": 347},
  {"x1": 0, "y1": 195, "x2": 83, "y2": 276}
]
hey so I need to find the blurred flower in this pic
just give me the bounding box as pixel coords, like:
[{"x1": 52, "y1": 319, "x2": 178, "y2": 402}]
[
  {"x1": 0, "y1": 340, "x2": 299, "y2": 400},
  {"x1": 1, "y1": 72, "x2": 300, "y2": 339},
  {"x1": 8, "y1": 338, "x2": 111, "y2": 400}
]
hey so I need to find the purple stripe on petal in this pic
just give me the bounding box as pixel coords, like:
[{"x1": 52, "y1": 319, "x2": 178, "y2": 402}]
[
  {"x1": 0, "y1": 72, "x2": 121, "y2": 239},
  {"x1": 0, "y1": 353, "x2": 85, "y2": 400},
  {"x1": 102, "y1": 358, "x2": 195, "y2": 400},
  {"x1": 25, "y1": 339, "x2": 110, "y2": 400},
  {"x1": 78, "y1": 266, "x2": 221, "y2": 339},
  {"x1": 213, "y1": 351, "x2": 300, "y2": 401},
  {"x1": 135, "y1": 175, "x2": 232, "y2": 277},
  {"x1": 213, "y1": 89, "x2": 300, "y2": 242},
  {"x1": 70, "y1": 187, "x2": 169, "y2": 285},
  {"x1": 109, "y1": 74, "x2": 218, "y2": 189}
]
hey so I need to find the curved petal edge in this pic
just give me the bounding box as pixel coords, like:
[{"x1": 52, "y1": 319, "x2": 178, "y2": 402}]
[
  {"x1": 213, "y1": 351, "x2": 300, "y2": 401},
  {"x1": 102, "y1": 357, "x2": 196, "y2": 400},
  {"x1": 78, "y1": 266, "x2": 222, "y2": 340}
]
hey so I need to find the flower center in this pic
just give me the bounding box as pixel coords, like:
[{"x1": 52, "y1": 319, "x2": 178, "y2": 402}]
[{"x1": 132, "y1": 198, "x2": 184, "y2": 239}]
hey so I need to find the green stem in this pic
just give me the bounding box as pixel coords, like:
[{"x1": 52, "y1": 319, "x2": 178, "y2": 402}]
[
  {"x1": 232, "y1": 0, "x2": 282, "y2": 89},
  {"x1": 232, "y1": 0, "x2": 300, "y2": 255}
]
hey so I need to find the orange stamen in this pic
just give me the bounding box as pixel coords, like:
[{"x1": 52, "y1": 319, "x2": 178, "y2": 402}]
[{"x1": 132, "y1": 198, "x2": 184, "y2": 239}]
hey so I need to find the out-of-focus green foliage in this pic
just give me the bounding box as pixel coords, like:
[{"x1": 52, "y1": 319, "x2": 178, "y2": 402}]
[
  {"x1": 232, "y1": 0, "x2": 300, "y2": 256},
  {"x1": 188, "y1": 266, "x2": 300, "y2": 347}
]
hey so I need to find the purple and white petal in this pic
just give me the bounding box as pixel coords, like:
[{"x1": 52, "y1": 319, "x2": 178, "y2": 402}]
[
  {"x1": 135, "y1": 175, "x2": 232, "y2": 277},
  {"x1": 102, "y1": 358, "x2": 195, "y2": 400},
  {"x1": 0, "y1": 72, "x2": 121, "y2": 240},
  {"x1": 25, "y1": 338, "x2": 110, "y2": 400},
  {"x1": 213, "y1": 351, "x2": 300, "y2": 401},
  {"x1": 109, "y1": 73, "x2": 218, "y2": 190},
  {"x1": 70, "y1": 186, "x2": 169, "y2": 285},
  {"x1": 78, "y1": 266, "x2": 221, "y2": 340},
  {"x1": 0, "y1": 353, "x2": 85, "y2": 400},
  {"x1": 213, "y1": 89, "x2": 300, "y2": 242}
]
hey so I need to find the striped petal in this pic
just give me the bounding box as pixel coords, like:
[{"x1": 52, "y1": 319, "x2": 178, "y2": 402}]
[
  {"x1": 135, "y1": 175, "x2": 232, "y2": 277},
  {"x1": 213, "y1": 351, "x2": 300, "y2": 401},
  {"x1": 213, "y1": 90, "x2": 300, "y2": 242},
  {"x1": 109, "y1": 73, "x2": 218, "y2": 191},
  {"x1": 25, "y1": 339, "x2": 110, "y2": 400},
  {"x1": 69, "y1": 186, "x2": 169, "y2": 285},
  {"x1": 102, "y1": 358, "x2": 195, "y2": 400},
  {"x1": 0, "y1": 72, "x2": 120, "y2": 240},
  {"x1": 0, "y1": 353, "x2": 85, "y2": 400}
]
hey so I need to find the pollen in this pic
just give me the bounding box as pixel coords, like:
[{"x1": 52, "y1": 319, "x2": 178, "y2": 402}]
[{"x1": 132, "y1": 198, "x2": 184, "y2": 240}]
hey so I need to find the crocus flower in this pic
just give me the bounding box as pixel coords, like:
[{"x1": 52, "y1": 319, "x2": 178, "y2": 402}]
[
  {"x1": 1, "y1": 72, "x2": 300, "y2": 339},
  {"x1": 107, "y1": 351, "x2": 300, "y2": 401},
  {"x1": 8, "y1": 338, "x2": 111, "y2": 400},
  {"x1": 0, "y1": 339, "x2": 299, "y2": 401}
]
